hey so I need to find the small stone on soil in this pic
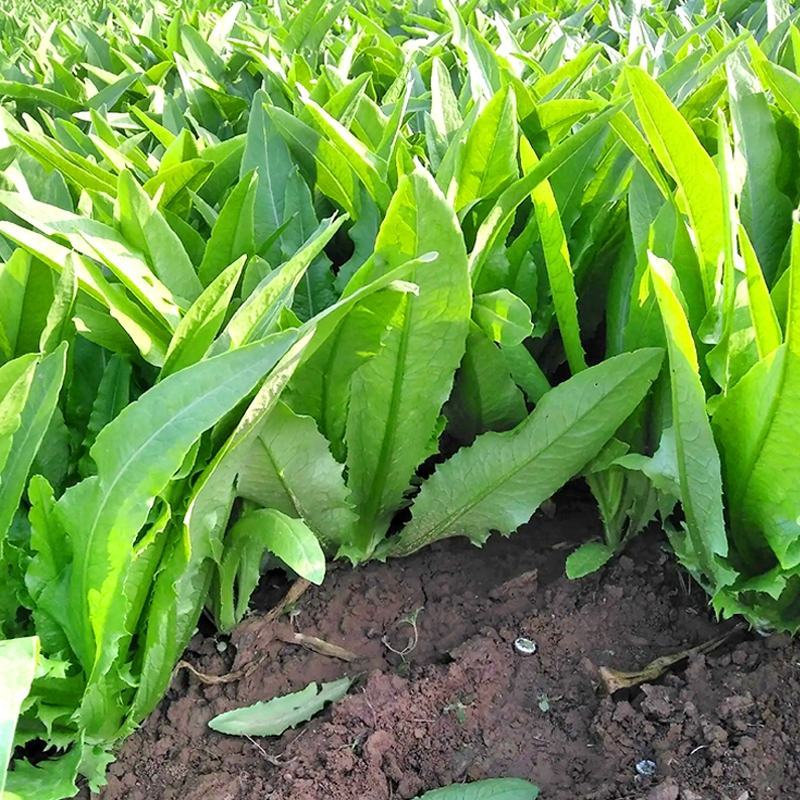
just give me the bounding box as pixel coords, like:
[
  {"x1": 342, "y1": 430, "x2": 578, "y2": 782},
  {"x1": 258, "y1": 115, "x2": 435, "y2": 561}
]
[
  {"x1": 635, "y1": 759, "x2": 657, "y2": 777},
  {"x1": 513, "y1": 637, "x2": 537, "y2": 656}
]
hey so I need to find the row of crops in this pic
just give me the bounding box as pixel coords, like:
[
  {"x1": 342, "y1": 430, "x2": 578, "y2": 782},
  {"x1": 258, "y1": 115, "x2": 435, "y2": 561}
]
[{"x1": 1, "y1": 0, "x2": 799, "y2": 797}]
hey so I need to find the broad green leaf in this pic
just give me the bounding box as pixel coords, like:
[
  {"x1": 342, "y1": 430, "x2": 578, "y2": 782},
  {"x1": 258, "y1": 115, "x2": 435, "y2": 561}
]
[
  {"x1": 430, "y1": 56, "x2": 462, "y2": 139},
  {"x1": 268, "y1": 104, "x2": 359, "y2": 219},
  {"x1": 214, "y1": 508, "x2": 325, "y2": 631},
  {"x1": 285, "y1": 259, "x2": 423, "y2": 462},
  {"x1": 38, "y1": 252, "x2": 77, "y2": 353},
  {"x1": 208, "y1": 677, "x2": 352, "y2": 737},
  {"x1": 469, "y1": 106, "x2": 617, "y2": 285},
  {"x1": 0, "y1": 191, "x2": 181, "y2": 332},
  {"x1": 627, "y1": 67, "x2": 723, "y2": 309},
  {"x1": 522, "y1": 137, "x2": 586, "y2": 373},
  {"x1": 649, "y1": 255, "x2": 732, "y2": 588},
  {"x1": 231, "y1": 508, "x2": 325, "y2": 584},
  {"x1": 4, "y1": 121, "x2": 116, "y2": 195},
  {"x1": 0, "y1": 637, "x2": 39, "y2": 796},
  {"x1": 454, "y1": 86, "x2": 518, "y2": 212},
  {"x1": 142, "y1": 159, "x2": 212, "y2": 209},
  {"x1": 3, "y1": 743, "x2": 81, "y2": 800},
  {"x1": 117, "y1": 170, "x2": 202, "y2": 303},
  {"x1": 78, "y1": 355, "x2": 132, "y2": 476},
  {"x1": 0, "y1": 81, "x2": 83, "y2": 113},
  {"x1": 387, "y1": 349, "x2": 663, "y2": 557},
  {"x1": 0, "y1": 223, "x2": 168, "y2": 364},
  {"x1": 346, "y1": 168, "x2": 471, "y2": 556},
  {"x1": 472, "y1": 289, "x2": 532, "y2": 346},
  {"x1": 728, "y1": 54, "x2": 792, "y2": 283},
  {"x1": 241, "y1": 90, "x2": 293, "y2": 246},
  {"x1": 160, "y1": 257, "x2": 245, "y2": 378},
  {"x1": 0, "y1": 345, "x2": 67, "y2": 554},
  {"x1": 237, "y1": 401, "x2": 355, "y2": 552},
  {"x1": 739, "y1": 226, "x2": 782, "y2": 360},
  {"x1": 501, "y1": 342, "x2": 551, "y2": 403},
  {"x1": 302, "y1": 95, "x2": 391, "y2": 210},
  {"x1": 446, "y1": 326, "x2": 527, "y2": 444},
  {"x1": 712, "y1": 215, "x2": 800, "y2": 570},
  {"x1": 198, "y1": 171, "x2": 257, "y2": 285},
  {"x1": 209, "y1": 215, "x2": 346, "y2": 355},
  {"x1": 0, "y1": 355, "x2": 37, "y2": 476}
]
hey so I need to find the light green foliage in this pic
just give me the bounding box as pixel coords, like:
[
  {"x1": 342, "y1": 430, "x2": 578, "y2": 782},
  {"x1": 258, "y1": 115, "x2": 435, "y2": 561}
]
[
  {"x1": 1, "y1": 0, "x2": 799, "y2": 795},
  {"x1": 208, "y1": 677, "x2": 352, "y2": 737},
  {"x1": 413, "y1": 779, "x2": 539, "y2": 800}
]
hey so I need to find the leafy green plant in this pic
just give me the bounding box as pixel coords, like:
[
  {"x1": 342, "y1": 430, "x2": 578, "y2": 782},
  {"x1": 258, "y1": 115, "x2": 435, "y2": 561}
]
[{"x1": 2, "y1": 1, "x2": 799, "y2": 797}]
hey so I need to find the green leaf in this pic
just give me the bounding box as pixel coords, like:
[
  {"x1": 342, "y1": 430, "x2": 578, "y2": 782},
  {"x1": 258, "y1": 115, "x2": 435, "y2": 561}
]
[
  {"x1": 500, "y1": 343, "x2": 551, "y2": 404},
  {"x1": 469, "y1": 106, "x2": 616, "y2": 285},
  {"x1": 446, "y1": 326, "x2": 527, "y2": 444},
  {"x1": 739, "y1": 226, "x2": 782, "y2": 360},
  {"x1": 160, "y1": 257, "x2": 245, "y2": 378},
  {"x1": 521, "y1": 136, "x2": 586, "y2": 373},
  {"x1": 208, "y1": 677, "x2": 352, "y2": 737},
  {"x1": 472, "y1": 289, "x2": 532, "y2": 346},
  {"x1": 268, "y1": 104, "x2": 359, "y2": 219},
  {"x1": 214, "y1": 508, "x2": 325, "y2": 631},
  {"x1": 0, "y1": 191, "x2": 181, "y2": 333},
  {"x1": 0, "y1": 345, "x2": 67, "y2": 555},
  {"x1": 198, "y1": 171, "x2": 257, "y2": 286},
  {"x1": 117, "y1": 170, "x2": 202, "y2": 303},
  {"x1": 142, "y1": 159, "x2": 212, "y2": 209},
  {"x1": 240, "y1": 90, "x2": 294, "y2": 247},
  {"x1": 0, "y1": 249, "x2": 53, "y2": 361},
  {"x1": 565, "y1": 541, "x2": 615, "y2": 579},
  {"x1": 413, "y1": 777, "x2": 539, "y2": 799},
  {"x1": 285, "y1": 262, "x2": 415, "y2": 462},
  {"x1": 302, "y1": 95, "x2": 391, "y2": 210},
  {"x1": 209, "y1": 215, "x2": 346, "y2": 355},
  {"x1": 345, "y1": 168, "x2": 471, "y2": 556},
  {"x1": 712, "y1": 214, "x2": 800, "y2": 569},
  {"x1": 727, "y1": 54, "x2": 792, "y2": 283},
  {"x1": 3, "y1": 744, "x2": 81, "y2": 800},
  {"x1": 38, "y1": 253, "x2": 77, "y2": 353},
  {"x1": 387, "y1": 349, "x2": 663, "y2": 557},
  {"x1": 454, "y1": 86, "x2": 518, "y2": 212},
  {"x1": 233, "y1": 508, "x2": 325, "y2": 584},
  {"x1": 237, "y1": 401, "x2": 356, "y2": 553},
  {"x1": 627, "y1": 67, "x2": 723, "y2": 309},
  {"x1": 0, "y1": 637, "x2": 39, "y2": 796},
  {"x1": 649, "y1": 254, "x2": 732, "y2": 588},
  {"x1": 0, "y1": 223, "x2": 169, "y2": 365}
]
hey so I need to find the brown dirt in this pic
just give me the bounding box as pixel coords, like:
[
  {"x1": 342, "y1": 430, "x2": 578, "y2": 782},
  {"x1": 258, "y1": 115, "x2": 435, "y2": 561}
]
[{"x1": 96, "y1": 494, "x2": 800, "y2": 800}]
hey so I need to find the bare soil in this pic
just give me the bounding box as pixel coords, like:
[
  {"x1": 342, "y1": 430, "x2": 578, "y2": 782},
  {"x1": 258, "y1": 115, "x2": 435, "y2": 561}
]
[{"x1": 97, "y1": 493, "x2": 800, "y2": 800}]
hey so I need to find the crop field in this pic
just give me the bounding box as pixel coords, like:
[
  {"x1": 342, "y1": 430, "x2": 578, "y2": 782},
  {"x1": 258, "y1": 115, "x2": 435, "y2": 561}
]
[{"x1": 1, "y1": 0, "x2": 799, "y2": 798}]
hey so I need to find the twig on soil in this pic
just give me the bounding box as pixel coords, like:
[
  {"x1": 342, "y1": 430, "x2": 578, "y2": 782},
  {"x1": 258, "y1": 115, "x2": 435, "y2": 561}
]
[
  {"x1": 265, "y1": 578, "x2": 311, "y2": 623},
  {"x1": 598, "y1": 626, "x2": 743, "y2": 693},
  {"x1": 277, "y1": 630, "x2": 359, "y2": 662},
  {"x1": 175, "y1": 654, "x2": 268, "y2": 685}
]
